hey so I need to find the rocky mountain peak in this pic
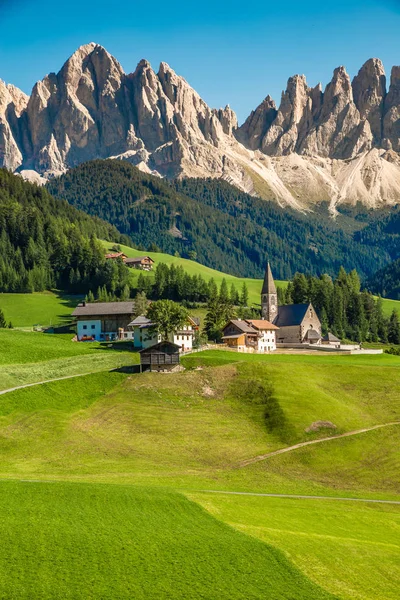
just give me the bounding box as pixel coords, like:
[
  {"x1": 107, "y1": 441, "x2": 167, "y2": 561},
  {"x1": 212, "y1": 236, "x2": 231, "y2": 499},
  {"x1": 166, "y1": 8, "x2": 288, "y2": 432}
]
[
  {"x1": 352, "y1": 58, "x2": 386, "y2": 142},
  {"x1": 2, "y1": 45, "x2": 400, "y2": 210}
]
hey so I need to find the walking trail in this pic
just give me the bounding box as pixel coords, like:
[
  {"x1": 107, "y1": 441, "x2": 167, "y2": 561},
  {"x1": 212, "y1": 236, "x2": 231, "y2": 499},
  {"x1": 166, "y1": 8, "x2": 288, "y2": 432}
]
[
  {"x1": 198, "y1": 490, "x2": 400, "y2": 505},
  {"x1": 237, "y1": 421, "x2": 400, "y2": 468},
  {"x1": 0, "y1": 372, "x2": 90, "y2": 396}
]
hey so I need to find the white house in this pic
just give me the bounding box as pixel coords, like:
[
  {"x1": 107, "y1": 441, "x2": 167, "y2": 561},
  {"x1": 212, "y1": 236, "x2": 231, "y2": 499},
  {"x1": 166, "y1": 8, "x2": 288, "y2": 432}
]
[
  {"x1": 222, "y1": 319, "x2": 278, "y2": 352},
  {"x1": 127, "y1": 315, "x2": 199, "y2": 352},
  {"x1": 246, "y1": 320, "x2": 278, "y2": 352},
  {"x1": 72, "y1": 302, "x2": 135, "y2": 342}
]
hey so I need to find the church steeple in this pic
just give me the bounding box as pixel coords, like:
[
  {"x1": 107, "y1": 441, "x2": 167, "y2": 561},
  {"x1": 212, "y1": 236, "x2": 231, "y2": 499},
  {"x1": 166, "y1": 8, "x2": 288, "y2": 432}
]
[{"x1": 261, "y1": 262, "x2": 278, "y2": 322}]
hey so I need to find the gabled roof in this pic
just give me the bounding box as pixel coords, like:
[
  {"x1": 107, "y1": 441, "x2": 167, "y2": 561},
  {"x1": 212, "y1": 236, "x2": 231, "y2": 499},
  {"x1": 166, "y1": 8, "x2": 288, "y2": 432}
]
[
  {"x1": 124, "y1": 256, "x2": 154, "y2": 264},
  {"x1": 72, "y1": 302, "x2": 134, "y2": 317},
  {"x1": 323, "y1": 332, "x2": 340, "y2": 342},
  {"x1": 261, "y1": 262, "x2": 276, "y2": 295},
  {"x1": 274, "y1": 304, "x2": 311, "y2": 327},
  {"x1": 139, "y1": 341, "x2": 181, "y2": 353},
  {"x1": 224, "y1": 320, "x2": 257, "y2": 334},
  {"x1": 305, "y1": 329, "x2": 321, "y2": 340},
  {"x1": 128, "y1": 315, "x2": 151, "y2": 327},
  {"x1": 246, "y1": 319, "x2": 279, "y2": 331}
]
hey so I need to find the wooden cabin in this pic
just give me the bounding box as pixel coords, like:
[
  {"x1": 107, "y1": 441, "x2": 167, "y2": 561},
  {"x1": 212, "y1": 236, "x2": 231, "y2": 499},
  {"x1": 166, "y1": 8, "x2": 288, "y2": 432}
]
[
  {"x1": 124, "y1": 256, "x2": 155, "y2": 271},
  {"x1": 139, "y1": 341, "x2": 181, "y2": 372}
]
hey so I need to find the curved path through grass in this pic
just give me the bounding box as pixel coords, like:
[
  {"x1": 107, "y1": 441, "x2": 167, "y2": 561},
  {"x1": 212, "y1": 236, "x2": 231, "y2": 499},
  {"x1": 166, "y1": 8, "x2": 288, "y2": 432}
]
[
  {"x1": 237, "y1": 421, "x2": 400, "y2": 467},
  {"x1": 198, "y1": 490, "x2": 400, "y2": 505},
  {"x1": 0, "y1": 372, "x2": 91, "y2": 396}
]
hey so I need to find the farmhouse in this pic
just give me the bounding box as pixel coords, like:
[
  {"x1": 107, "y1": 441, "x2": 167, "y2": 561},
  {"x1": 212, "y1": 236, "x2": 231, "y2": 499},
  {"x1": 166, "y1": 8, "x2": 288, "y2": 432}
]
[
  {"x1": 72, "y1": 301, "x2": 135, "y2": 341},
  {"x1": 222, "y1": 319, "x2": 278, "y2": 352},
  {"x1": 261, "y1": 263, "x2": 322, "y2": 345},
  {"x1": 128, "y1": 315, "x2": 199, "y2": 352},
  {"x1": 124, "y1": 256, "x2": 154, "y2": 271}
]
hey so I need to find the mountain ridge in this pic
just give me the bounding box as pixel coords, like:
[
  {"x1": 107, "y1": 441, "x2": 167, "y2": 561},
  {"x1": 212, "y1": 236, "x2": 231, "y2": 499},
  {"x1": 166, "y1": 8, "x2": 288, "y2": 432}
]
[{"x1": 2, "y1": 43, "x2": 400, "y2": 210}]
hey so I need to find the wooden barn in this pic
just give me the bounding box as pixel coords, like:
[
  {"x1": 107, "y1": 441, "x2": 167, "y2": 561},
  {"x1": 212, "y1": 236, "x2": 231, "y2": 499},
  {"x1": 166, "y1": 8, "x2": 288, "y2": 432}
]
[{"x1": 139, "y1": 341, "x2": 181, "y2": 372}]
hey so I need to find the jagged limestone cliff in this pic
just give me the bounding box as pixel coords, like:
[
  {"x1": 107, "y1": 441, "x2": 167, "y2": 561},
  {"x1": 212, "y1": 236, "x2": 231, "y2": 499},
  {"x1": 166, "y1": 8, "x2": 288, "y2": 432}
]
[{"x1": 2, "y1": 42, "x2": 400, "y2": 211}]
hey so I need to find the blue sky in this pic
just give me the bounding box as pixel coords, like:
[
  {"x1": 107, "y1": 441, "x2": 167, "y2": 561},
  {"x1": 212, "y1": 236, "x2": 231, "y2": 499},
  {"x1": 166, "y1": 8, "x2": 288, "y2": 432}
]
[{"x1": 1, "y1": 0, "x2": 400, "y2": 123}]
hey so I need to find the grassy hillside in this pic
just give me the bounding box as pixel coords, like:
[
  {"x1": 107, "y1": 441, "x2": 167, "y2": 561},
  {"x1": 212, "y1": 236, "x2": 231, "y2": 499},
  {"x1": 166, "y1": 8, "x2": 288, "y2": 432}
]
[
  {"x1": 190, "y1": 492, "x2": 400, "y2": 600},
  {"x1": 103, "y1": 240, "x2": 286, "y2": 302},
  {"x1": 0, "y1": 481, "x2": 336, "y2": 600},
  {"x1": 0, "y1": 335, "x2": 399, "y2": 598},
  {"x1": 0, "y1": 329, "x2": 135, "y2": 391},
  {"x1": 0, "y1": 291, "x2": 83, "y2": 328}
]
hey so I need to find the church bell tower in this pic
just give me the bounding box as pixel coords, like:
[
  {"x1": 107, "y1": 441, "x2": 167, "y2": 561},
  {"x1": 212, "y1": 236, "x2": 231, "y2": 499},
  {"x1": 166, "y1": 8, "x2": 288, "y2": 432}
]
[{"x1": 261, "y1": 262, "x2": 278, "y2": 322}]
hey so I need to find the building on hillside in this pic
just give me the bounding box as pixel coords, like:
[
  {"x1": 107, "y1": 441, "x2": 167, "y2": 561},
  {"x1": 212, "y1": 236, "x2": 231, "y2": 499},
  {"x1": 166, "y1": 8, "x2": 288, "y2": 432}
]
[
  {"x1": 222, "y1": 319, "x2": 278, "y2": 352},
  {"x1": 72, "y1": 301, "x2": 135, "y2": 341},
  {"x1": 128, "y1": 315, "x2": 198, "y2": 352},
  {"x1": 124, "y1": 256, "x2": 155, "y2": 271},
  {"x1": 105, "y1": 252, "x2": 128, "y2": 260},
  {"x1": 261, "y1": 263, "x2": 322, "y2": 345},
  {"x1": 139, "y1": 341, "x2": 181, "y2": 372}
]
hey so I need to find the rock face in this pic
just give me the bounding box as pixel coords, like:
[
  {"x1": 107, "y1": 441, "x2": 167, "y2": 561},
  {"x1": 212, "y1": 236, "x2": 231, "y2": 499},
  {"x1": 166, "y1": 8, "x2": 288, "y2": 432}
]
[{"x1": 3, "y1": 43, "x2": 400, "y2": 211}]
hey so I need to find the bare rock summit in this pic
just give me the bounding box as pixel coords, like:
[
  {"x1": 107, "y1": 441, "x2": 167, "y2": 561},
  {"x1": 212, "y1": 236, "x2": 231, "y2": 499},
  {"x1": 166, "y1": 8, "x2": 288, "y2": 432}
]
[{"x1": 3, "y1": 44, "x2": 400, "y2": 210}]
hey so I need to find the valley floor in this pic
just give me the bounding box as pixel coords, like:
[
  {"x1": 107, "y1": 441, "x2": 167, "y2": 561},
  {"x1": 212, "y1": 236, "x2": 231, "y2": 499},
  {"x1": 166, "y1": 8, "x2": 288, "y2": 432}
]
[{"x1": 0, "y1": 334, "x2": 399, "y2": 599}]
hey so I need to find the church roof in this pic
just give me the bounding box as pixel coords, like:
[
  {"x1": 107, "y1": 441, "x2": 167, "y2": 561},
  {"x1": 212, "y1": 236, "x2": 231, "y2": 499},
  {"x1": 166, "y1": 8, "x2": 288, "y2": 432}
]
[
  {"x1": 274, "y1": 304, "x2": 311, "y2": 327},
  {"x1": 261, "y1": 263, "x2": 276, "y2": 295}
]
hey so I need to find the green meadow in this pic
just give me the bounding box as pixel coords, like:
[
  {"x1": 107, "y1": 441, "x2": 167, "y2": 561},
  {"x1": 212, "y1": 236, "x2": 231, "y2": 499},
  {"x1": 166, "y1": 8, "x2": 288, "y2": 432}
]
[
  {"x1": 0, "y1": 291, "x2": 82, "y2": 328},
  {"x1": 0, "y1": 329, "x2": 135, "y2": 391},
  {"x1": 0, "y1": 331, "x2": 399, "y2": 598}
]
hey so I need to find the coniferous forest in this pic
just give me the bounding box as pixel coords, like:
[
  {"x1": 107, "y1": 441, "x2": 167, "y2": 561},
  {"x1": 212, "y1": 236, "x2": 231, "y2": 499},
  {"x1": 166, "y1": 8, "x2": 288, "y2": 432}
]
[
  {"x1": 0, "y1": 168, "x2": 132, "y2": 294},
  {"x1": 47, "y1": 160, "x2": 400, "y2": 280}
]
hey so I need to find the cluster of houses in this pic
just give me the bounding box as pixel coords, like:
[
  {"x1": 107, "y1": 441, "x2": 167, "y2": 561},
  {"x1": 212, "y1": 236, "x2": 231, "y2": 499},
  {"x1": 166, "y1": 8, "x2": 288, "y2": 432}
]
[
  {"x1": 72, "y1": 301, "x2": 198, "y2": 351},
  {"x1": 72, "y1": 262, "x2": 342, "y2": 369},
  {"x1": 105, "y1": 252, "x2": 154, "y2": 271},
  {"x1": 221, "y1": 264, "x2": 340, "y2": 351}
]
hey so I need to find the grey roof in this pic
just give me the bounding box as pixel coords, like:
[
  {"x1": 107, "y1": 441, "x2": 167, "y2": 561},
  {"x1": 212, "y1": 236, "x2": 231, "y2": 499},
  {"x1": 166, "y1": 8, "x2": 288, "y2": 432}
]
[
  {"x1": 128, "y1": 315, "x2": 151, "y2": 327},
  {"x1": 72, "y1": 302, "x2": 134, "y2": 317},
  {"x1": 305, "y1": 329, "x2": 321, "y2": 340},
  {"x1": 124, "y1": 256, "x2": 154, "y2": 264},
  {"x1": 139, "y1": 341, "x2": 181, "y2": 353},
  {"x1": 226, "y1": 320, "x2": 257, "y2": 334},
  {"x1": 323, "y1": 332, "x2": 340, "y2": 342},
  {"x1": 261, "y1": 262, "x2": 277, "y2": 295},
  {"x1": 274, "y1": 304, "x2": 310, "y2": 327}
]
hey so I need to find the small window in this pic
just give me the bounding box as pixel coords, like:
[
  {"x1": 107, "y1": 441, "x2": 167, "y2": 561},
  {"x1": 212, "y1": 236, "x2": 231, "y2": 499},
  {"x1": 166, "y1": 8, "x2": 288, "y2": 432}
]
[
  {"x1": 91, "y1": 324, "x2": 95, "y2": 330},
  {"x1": 83, "y1": 325, "x2": 87, "y2": 330}
]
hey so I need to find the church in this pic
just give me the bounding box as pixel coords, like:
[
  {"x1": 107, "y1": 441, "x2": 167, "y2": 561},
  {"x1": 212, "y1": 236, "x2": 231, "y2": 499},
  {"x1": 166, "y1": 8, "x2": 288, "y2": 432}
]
[{"x1": 261, "y1": 263, "x2": 322, "y2": 345}]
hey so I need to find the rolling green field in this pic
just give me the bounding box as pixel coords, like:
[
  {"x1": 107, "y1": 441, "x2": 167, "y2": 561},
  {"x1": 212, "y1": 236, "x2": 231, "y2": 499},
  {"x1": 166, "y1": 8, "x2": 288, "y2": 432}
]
[
  {"x1": 0, "y1": 291, "x2": 83, "y2": 328},
  {"x1": 0, "y1": 329, "x2": 399, "y2": 598},
  {"x1": 102, "y1": 240, "x2": 287, "y2": 305},
  {"x1": 0, "y1": 329, "x2": 135, "y2": 391}
]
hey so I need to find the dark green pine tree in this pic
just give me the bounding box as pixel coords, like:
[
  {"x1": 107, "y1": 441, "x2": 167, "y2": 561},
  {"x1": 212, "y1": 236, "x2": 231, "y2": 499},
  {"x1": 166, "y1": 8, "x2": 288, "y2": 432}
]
[
  {"x1": 239, "y1": 282, "x2": 249, "y2": 307},
  {"x1": 388, "y1": 310, "x2": 400, "y2": 345},
  {"x1": 0, "y1": 308, "x2": 7, "y2": 328}
]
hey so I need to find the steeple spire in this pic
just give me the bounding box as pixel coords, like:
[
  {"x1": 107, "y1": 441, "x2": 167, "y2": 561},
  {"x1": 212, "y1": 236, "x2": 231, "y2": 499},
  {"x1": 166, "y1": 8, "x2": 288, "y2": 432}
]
[
  {"x1": 262, "y1": 262, "x2": 276, "y2": 295},
  {"x1": 261, "y1": 262, "x2": 278, "y2": 322}
]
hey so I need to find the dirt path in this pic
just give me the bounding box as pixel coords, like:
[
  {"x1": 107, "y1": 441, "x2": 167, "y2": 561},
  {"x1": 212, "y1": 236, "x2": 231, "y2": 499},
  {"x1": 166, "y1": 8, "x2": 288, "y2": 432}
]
[
  {"x1": 198, "y1": 490, "x2": 400, "y2": 505},
  {"x1": 237, "y1": 421, "x2": 400, "y2": 468},
  {"x1": 0, "y1": 373, "x2": 90, "y2": 396}
]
